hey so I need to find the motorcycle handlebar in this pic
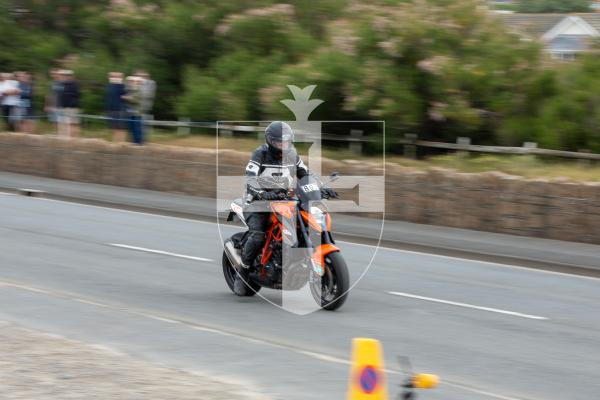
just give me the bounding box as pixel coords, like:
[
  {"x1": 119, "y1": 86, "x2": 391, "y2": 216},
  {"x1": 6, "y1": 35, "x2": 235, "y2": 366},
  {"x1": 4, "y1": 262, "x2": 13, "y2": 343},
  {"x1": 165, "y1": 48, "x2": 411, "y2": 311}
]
[{"x1": 253, "y1": 189, "x2": 339, "y2": 202}]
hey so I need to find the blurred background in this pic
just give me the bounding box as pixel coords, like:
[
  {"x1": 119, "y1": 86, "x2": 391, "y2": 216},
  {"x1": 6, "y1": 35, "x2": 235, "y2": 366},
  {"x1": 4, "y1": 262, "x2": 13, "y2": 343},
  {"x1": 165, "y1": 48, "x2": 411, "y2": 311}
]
[{"x1": 1, "y1": 0, "x2": 600, "y2": 165}]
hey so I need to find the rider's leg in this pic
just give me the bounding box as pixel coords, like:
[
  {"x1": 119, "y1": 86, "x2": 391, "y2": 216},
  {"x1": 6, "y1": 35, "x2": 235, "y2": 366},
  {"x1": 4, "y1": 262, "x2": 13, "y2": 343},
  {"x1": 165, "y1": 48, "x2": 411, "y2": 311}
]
[
  {"x1": 234, "y1": 212, "x2": 269, "y2": 296},
  {"x1": 241, "y1": 212, "x2": 269, "y2": 267}
]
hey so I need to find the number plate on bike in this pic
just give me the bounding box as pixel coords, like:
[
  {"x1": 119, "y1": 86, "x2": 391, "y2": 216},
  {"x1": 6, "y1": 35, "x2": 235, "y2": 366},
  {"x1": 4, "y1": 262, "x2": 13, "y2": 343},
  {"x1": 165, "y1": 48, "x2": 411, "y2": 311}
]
[{"x1": 301, "y1": 183, "x2": 319, "y2": 193}]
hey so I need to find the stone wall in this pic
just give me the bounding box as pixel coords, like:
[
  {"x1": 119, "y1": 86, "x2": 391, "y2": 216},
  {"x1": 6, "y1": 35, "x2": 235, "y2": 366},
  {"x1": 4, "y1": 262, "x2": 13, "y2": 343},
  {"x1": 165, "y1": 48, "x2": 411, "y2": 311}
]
[{"x1": 1, "y1": 133, "x2": 599, "y2": 244}]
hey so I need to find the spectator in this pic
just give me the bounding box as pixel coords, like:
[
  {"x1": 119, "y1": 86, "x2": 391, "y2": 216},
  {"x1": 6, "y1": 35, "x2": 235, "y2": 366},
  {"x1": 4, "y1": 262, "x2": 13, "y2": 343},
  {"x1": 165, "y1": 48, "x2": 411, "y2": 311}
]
[
  {"x1": 123, "y1": 76, "x2": 144, "y2": 145},
  {"x1": 45, "y1": 69, "x2": 63, "y2": 130},
  {"x1": 135, "y1": 69, "x2": 156, "y2": 139},
  {"x1": 16, "y1": 72, "x2": 36, "y2": 134},
  {"x1": 0, "y1": 72, "x2": 21, "y2": 132},
  {"x1": 106, "y1": 72, "x2": 127, "y2": 142},
  {"x1": 58, "y1": 70, "x2": 81, "y2": 138},
  {"x1": 135, "y1": 69, "x2": 156, "y2": 115}
]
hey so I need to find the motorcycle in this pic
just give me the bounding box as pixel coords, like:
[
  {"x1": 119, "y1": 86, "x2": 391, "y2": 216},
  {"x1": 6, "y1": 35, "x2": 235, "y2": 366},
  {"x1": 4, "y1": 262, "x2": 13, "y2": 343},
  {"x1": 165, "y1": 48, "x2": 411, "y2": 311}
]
[{"x1": 222, "y1": 173, "x2": 349, "y2": 311}]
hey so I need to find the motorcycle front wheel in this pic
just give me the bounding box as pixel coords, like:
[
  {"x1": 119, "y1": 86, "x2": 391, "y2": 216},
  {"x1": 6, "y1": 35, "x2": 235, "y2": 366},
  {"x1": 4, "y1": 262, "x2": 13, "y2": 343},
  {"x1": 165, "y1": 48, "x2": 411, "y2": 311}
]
[{"x1": 310, "y1": 252, "x2": 349, "y2": 311}]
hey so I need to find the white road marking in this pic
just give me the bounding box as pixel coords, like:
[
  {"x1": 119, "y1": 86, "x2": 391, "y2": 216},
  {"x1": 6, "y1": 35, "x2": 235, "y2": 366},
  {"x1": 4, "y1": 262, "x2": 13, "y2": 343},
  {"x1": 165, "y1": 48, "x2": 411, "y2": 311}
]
[
  {"x1": 387, "y1": 291, "x2": 549, "y2": 320},
  {"x1": 440, "y1": 381, "x2": 525, "y2": 400},
  {"x1": 340, "y1": 240, "x2": 600, "y2": 282},
  {"x1": 11, "y1": 195, "x2": 600, "y2": 281},
  {"x1": 147, "y1": 315, "x2": 180, "y2": 324},
  {"x1": 108, "y1": 243, "x2": 214, "y2": 263},
  {"x1": 0, "y1": 279, "x2": 532, "y2": 400},
  {"x1": 27, "y1": 196, "x2": 219, "y2": 226}
]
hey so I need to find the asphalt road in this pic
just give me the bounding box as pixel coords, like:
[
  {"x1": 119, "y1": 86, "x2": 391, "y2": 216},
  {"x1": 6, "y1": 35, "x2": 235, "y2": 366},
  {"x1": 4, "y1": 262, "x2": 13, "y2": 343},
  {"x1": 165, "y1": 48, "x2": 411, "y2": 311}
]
[{"x1": 1, "y1": 192, "x2": 600, "y2": 400}]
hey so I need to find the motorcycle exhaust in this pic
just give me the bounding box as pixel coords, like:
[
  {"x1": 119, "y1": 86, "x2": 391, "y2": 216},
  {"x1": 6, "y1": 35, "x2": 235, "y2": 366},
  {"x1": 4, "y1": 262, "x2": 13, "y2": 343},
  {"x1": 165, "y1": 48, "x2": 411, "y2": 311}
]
[{"x1": 224, "y1": 239, "x2": 244, "y2": 271}]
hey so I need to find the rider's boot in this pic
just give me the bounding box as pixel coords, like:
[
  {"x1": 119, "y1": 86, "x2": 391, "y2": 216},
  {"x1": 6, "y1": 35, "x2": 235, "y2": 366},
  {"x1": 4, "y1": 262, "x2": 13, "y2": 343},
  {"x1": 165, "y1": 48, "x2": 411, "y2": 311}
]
[{"x1": 234, "y1": 231, "x2": 266, "y2": 296}]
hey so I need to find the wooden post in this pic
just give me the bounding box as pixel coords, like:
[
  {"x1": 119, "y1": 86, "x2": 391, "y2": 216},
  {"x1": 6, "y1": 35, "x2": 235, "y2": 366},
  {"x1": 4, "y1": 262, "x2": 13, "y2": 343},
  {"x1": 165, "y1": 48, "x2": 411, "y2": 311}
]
[
  {"x1": 456, "y1": 137, "x2": 471, "y2": 158},
  {"x1": 178, "y1": 117, "x2": 191, "y2": 135},
  {"x1": 578, "y1": 149, "x2": 592, "y2": 168},
  {"x1": 258, "y1": 122, "x2": 269, "y2": 139},
  {"x1": 350, "y1": 129, "x2": 363, "y2": 155},
  {"x1": 523, "y1": 141, "x2": 538, "y2": 161},
  {"x1": 403, "y1": 133, "x2": 417, "y2": 159}
]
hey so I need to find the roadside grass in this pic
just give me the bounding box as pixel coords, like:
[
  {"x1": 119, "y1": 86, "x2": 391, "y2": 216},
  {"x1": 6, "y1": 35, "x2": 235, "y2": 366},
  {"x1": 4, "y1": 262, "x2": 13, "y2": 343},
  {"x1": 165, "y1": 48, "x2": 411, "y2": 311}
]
[
  {"x1": 31, "y1": 124, "x2": 600, "y2": 182},
  {"x1": 152, "y1": 134, "x2": 600, "y2": 182},
  {"x1": 424, "y1": 154, "x2": 600, "y2": 182}
]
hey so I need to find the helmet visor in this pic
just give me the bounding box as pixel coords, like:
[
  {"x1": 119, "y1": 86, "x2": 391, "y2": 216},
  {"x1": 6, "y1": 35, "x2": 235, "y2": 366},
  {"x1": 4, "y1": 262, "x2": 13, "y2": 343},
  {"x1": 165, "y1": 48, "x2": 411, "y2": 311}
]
[{"x1": 271, "y1": 138, "x2": 291, "y2": 150}]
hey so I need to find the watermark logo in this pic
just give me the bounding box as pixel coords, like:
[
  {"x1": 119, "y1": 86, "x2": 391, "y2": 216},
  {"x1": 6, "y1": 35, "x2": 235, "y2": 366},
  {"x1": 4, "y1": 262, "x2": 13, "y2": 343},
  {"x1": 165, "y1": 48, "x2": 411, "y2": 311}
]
[
  {"x1": 217, "y1": 85, "x2": 385, "y2": 315},
  {"x1": 280, "y1": 85, "x2": 323, "y2": 121}
]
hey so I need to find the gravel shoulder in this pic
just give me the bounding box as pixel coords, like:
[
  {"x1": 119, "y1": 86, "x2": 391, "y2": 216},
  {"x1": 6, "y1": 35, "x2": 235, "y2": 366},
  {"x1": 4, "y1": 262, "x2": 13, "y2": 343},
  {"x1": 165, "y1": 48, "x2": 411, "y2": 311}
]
[{"x1": 0, "y1": 321, "x2": 267, "y2": 400}]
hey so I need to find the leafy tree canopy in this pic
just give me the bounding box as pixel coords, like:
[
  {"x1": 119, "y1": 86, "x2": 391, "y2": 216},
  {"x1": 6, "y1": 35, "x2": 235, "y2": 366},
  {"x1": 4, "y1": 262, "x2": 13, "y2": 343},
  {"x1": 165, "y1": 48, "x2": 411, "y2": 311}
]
[{"x1": 1, "y1": 0, "x2": 600, "y2": 152}]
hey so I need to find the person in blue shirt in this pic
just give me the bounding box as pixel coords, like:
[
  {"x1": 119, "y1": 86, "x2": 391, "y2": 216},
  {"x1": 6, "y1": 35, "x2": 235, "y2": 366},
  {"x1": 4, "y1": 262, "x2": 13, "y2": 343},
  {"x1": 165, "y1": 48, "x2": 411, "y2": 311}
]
[{"x1": 106, "y1": 72, "x2": 127, "y2": 142}]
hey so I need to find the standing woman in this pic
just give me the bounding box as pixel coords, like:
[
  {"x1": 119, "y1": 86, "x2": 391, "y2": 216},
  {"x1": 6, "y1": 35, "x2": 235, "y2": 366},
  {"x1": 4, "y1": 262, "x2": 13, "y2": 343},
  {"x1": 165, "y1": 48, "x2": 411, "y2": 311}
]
[{"x1": 17, "y1": 72, "x2": 36, "y2": 134}]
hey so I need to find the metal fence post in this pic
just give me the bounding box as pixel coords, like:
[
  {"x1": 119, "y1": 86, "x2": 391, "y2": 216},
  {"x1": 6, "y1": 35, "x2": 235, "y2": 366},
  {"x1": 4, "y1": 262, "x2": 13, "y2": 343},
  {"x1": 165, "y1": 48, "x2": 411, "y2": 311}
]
[{"x1": 350, "y1": 129, "x2": 363, "y2": 155}]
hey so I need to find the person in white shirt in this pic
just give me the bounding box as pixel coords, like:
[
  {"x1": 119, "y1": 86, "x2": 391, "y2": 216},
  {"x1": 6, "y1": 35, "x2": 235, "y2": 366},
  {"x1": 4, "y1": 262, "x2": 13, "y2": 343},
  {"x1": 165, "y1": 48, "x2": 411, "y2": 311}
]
[{"x1": 0, "y1": 73, "x2": 21, "y2": 132}]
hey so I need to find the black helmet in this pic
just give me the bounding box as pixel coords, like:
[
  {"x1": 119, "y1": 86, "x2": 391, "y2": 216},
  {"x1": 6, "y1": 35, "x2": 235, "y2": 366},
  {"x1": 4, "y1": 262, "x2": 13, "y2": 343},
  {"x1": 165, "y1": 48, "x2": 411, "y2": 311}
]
[{"x1": 265, "y1": 121, "x2": 294, "y2": 153}]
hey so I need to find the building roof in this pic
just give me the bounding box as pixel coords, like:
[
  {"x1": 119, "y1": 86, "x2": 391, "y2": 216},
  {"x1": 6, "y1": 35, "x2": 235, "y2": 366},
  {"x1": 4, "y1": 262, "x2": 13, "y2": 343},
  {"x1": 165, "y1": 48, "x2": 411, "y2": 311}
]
[{"x1": 498, "y1": 13, "x2": 600, "y2": 38}]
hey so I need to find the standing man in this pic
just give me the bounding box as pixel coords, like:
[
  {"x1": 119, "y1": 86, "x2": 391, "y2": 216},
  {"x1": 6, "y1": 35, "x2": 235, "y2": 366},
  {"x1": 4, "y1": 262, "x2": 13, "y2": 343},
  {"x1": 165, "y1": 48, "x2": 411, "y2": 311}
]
[
  {"x1": 45, "y1": 69, "x2": 63, "y2": 132},
  {"x1": 105, "y1": 72, "x2": 126, "y2": 142},
  {"x1": 123, "y1": 76, "x2": 144, "y2": 145},
  {"x1": 58, "y1": 70, "x2": 81, "y2": 138},
  {"x1": 136, "y1": 69, "x2": 156, "y2": 139},
  {"x1": 16, "y1": 72, "x2": 36, "y2": 134},
  {"x1": 135, "y1": 69, "x2": 156, "y2": 115},
  {"x1": 0, "y1": 73, "x2": 21, "y2": 132}
]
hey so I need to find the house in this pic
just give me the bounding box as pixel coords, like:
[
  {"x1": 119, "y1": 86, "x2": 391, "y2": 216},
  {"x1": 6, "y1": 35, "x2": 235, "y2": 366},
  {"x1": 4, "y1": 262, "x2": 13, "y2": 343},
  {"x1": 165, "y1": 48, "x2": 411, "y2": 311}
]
[{"x1": 498, "y1": 13, "x2": 600, "y2": 60}]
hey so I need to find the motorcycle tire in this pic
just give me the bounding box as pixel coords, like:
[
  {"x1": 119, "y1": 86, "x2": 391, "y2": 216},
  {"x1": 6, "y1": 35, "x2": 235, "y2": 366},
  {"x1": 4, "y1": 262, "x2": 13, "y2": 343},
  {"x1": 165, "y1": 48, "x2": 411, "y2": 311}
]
[
  {"x1": 310, "y1": 252, "x2": 349, "y2": 311},
  {"x1": 222, "y1": 250, "x2": 261, "y2": 297}
]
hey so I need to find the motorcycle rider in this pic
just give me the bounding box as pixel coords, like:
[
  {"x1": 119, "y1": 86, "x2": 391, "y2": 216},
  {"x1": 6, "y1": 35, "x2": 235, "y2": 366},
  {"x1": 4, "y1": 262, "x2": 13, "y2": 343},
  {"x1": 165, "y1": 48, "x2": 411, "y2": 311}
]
[{"x1": 234, "y1": 121, "x2": 337, "y2": 295}]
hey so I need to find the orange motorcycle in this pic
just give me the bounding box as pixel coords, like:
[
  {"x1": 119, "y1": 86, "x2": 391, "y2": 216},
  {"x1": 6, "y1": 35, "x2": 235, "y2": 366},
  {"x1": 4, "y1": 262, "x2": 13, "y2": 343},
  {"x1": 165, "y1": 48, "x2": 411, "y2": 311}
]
[{"x1": 223, "y1": 174, "x2": 349, "y2": 310}]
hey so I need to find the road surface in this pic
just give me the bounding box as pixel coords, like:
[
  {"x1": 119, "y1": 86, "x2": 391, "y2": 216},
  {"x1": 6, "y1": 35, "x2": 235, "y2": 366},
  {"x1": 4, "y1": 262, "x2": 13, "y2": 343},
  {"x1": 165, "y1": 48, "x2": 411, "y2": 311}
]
[{"x1": 1, "y1": 191, "x2": 599, "y2": 400}]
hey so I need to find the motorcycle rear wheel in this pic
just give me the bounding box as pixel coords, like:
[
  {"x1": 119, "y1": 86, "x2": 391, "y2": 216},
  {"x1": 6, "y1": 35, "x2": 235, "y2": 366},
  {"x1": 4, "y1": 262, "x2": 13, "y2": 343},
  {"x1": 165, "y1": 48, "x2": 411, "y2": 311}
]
[
  {"x1": 222, "y1": 251, "x2": 262, "y2": 297},
  {"x1": 310, "y1": 252, "x2": 349, "y2": 311}
]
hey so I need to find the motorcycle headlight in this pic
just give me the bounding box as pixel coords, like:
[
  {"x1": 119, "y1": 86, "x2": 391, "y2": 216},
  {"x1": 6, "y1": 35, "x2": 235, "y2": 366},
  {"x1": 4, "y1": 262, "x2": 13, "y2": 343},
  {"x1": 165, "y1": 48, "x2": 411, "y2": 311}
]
[{"x1": 310, "y1": 206, "x2": 325, "y2": 227}]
